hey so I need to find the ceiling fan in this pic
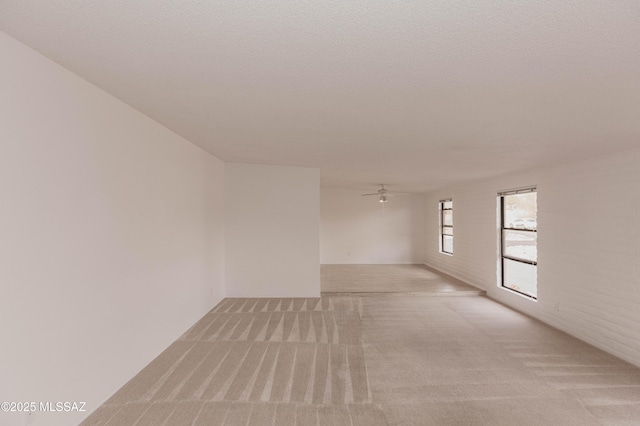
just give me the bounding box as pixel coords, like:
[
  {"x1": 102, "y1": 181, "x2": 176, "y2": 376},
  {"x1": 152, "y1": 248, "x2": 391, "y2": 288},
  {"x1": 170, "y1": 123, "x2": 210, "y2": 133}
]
[{"x1": 361, "y1": 184, "x2": 393, "y2": 203}]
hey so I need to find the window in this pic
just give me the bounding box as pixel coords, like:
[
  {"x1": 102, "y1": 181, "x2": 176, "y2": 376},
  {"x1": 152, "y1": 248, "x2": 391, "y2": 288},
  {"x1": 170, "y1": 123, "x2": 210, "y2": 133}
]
[
  {"x1": 499, "y1": 188, "x2": 537, "y2": 299},
  {"x1": 439, "y1": 199, "x2": 453, "y2": 255}
]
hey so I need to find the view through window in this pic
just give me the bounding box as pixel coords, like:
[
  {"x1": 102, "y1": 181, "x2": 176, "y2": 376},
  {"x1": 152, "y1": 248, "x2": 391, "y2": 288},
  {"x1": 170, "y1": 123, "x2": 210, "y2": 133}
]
[
  {"x1": 439, "y1": 199, "x2": 453, "y2": 255},
  {"x1": 499, "y1": 189, "x2": 537, "y2": 299}
]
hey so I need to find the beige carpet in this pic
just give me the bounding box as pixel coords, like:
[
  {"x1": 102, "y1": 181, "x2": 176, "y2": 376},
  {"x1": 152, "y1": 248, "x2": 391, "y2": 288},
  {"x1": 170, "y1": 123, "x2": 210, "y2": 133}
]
[
  {"x1": 83, "y1": 263, "x2": 640, "y2": 425},
  {"x1": 361, "y1": 295, "x2": 640, "y2": 425},
  {"x1": 83, "y1": 294, "x2": 640, "y2": 425},
  {"x1": 321, "y1": 264, "x2": 485, "y2": 295},
  {"x1": 82, "y1": 296, "x2": 384, "y2": 425}
]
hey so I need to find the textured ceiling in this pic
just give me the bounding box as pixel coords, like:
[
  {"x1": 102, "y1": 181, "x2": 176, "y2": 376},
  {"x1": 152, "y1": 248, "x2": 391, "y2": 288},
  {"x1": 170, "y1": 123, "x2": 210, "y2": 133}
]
[{"x1": 1, "y1": 1, "x2": 639, "y2": 192}]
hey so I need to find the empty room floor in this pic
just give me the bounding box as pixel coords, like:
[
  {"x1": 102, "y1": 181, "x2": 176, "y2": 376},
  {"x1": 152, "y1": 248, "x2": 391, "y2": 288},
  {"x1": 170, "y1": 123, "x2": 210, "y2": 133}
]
[
  {"x1": 83, "y1": 294, "x2": 640, "y2": 425},
  {"x1": 321, "y1": 264, "x2": 484, "y2": 295}
]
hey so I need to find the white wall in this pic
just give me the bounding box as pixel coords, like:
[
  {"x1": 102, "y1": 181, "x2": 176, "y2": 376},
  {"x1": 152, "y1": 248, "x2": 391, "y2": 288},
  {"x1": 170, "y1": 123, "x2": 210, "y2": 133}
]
[
  {"x1": 225, "y1": 163, "x2": 320, "y2": 297},
  {"x1": 320, "y1": 187, "x2": 426, "y2": 264},
  {"x1": 0, "y1": 33, "x2": 226, "y2": 426},
  {"x1": 424, "y1": 148, "x2": 640, "y2": 367}
]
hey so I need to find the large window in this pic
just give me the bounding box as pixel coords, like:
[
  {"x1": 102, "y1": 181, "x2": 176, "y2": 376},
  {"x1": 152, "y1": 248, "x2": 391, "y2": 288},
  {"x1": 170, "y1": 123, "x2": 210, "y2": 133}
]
[
  {"x1": 439, "y1": 199, "x2": 453, "y2": 255},
  {"x1": 499, "y1": 188, "x2": 537, "y2": 299}
]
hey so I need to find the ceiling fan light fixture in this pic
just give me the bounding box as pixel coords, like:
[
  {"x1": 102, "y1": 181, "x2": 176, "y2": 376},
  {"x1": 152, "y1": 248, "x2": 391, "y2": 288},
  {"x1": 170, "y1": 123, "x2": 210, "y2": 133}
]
[{"x1": 363, "y1": 184, "x2": 393, "y2": 203}]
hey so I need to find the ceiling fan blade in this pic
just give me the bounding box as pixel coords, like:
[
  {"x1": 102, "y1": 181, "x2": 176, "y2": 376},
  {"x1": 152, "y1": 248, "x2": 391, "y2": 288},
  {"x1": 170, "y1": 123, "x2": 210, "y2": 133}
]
[{"x1": 361, "y1": 193, "x2": 379, "y2": 196}]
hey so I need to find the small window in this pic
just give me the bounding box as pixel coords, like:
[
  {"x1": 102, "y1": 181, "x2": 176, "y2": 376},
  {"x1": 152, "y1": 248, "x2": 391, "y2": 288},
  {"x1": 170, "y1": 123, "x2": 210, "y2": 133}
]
[
  {"x1": 499, "y1": 188, "x2": 537, "y2": 299},
  {"x1": 439, "y1": 199, "x2": 453, "y2": 255}
]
